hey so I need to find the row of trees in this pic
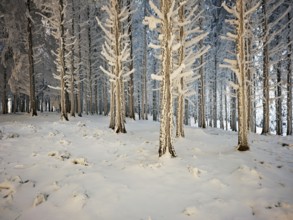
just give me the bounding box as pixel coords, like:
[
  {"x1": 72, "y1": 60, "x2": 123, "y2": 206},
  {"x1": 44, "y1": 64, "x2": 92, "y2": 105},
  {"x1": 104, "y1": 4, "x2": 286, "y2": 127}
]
[{"x1": 0, "y1": 0, "x2": 292, "y2": 157}]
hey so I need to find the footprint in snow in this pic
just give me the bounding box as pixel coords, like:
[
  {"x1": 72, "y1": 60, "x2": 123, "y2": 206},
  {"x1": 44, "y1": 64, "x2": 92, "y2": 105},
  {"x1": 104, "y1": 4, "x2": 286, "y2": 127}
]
[
  {"x1": 59, "y1": 139, "x2": 71, "y2": 145},
  {"x1": 33, "y1": 193, "x2": 49, "y2": 207},
  {"x1": 72, "y1": 158, "x2": 89, "y2": 166},
  {"x1": 48, "y1": 151, "x2": 71, "y2": 161}
]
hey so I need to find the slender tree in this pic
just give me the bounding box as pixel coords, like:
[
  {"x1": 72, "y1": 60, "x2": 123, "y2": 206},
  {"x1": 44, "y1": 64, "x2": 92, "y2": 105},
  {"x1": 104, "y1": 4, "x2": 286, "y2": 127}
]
[{"x1": 221, "y1": 0, "x2": 261, "y2": 151}]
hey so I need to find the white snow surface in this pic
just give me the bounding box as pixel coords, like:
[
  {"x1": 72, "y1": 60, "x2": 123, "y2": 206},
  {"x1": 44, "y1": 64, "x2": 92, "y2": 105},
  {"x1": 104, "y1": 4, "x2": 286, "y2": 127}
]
[{"x1": 0, "y1": 113, "x2": 292, "y2": 220}]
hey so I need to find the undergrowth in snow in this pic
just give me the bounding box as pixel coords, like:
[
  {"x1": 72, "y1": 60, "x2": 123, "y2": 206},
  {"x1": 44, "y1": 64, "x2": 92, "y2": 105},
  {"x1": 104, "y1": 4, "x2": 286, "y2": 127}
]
[{"x1": 0, "y1": 113, "x2": 292, "y2": 220}]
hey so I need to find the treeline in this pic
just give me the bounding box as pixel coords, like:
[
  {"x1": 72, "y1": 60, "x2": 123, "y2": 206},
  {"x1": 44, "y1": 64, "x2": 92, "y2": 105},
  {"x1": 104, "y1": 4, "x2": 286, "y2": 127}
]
[{"x1": 0, "y1": 0, "x2": 292, "y2": 151}]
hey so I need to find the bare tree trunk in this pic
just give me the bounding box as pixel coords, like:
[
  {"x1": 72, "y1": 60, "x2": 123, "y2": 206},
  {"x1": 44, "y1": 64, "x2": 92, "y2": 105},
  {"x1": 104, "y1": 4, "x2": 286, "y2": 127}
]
[
  {"x1": 69, "y1": 0, "x2": 75, "y2": 117},
  {"x1": 152, "y1": 59, "x2": 158, "y2": 121},
  {"x1": 103, "y1": 75, "x2": 108, "y2": 116},
  {"x1": 276, "y1": 63, "x2": 282, "y2": 135},
  {"x1": 87, "y1": 4, "x2": 93, "y2": 115},
  {"x1": 287, "y1": 11, "x2": 292, "y2": 136},
  {"x1": 230, "y1": 73, "x2": 237, "y2": 131},
  {"x1": 262, "y1": 0, "x2": 270, "y2": 135},
  {"x1": 198, "y1": 46, "x2": 206, "y2": 128},
  {"x1": 1, "y1": 66, "x2": 8, "y2": 114},
  {"x1": 225, "y1": 85, "x2": 228, "y2": 130},
  {"x1": 158, "y1": 0, "x2": 176, "y2": 157},
  {"x1": 109, "y1": 82, "x2": 115, "y2": 129},
  {"x1": 27, "y1": 0, "x2": 37, "y2": 116},
  {"x1": 77, "y1": 3, "x2": 82, "y2": 117},
  {"x1": 220, "y1": 81, "x2": 224, "y2": 129},
  {"x1": 213, "y1": 58, "x2": 217, "y2": 128}
]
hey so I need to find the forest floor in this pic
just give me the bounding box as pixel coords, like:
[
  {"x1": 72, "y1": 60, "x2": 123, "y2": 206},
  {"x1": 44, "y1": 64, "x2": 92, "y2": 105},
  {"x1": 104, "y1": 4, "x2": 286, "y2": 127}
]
[{"x1": 0, "y1": 112, "x2": 292, "y2": 220}]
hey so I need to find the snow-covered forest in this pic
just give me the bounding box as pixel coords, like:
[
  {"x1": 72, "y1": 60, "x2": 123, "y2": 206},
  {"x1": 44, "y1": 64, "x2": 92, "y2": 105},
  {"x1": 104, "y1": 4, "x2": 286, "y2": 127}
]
[{"x1": 0, "y1": 0, "x2": 293, "y2": 219}]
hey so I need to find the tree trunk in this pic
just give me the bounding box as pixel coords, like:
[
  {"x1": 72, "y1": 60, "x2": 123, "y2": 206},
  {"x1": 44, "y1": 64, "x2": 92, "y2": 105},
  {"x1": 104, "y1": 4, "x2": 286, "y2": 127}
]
[
  {"x1": 112, "y1": 0, "x2": 126, "y2": 133},
  {"x1": 262, "y1": 0, "x2": 270, "y2": 135},
  {"x1": 70, "y1": 0, "x2": 75, "y2": 117},
  {"x1": 276, "y1": 63, "x2": 282, "y2": 135},
  {"x1": 287, "y1": 11, "x2": 292, "y2": 136},
  {"x1": 27, "y1": 0, "x2": 37, "y2": 116},
  {"x1": 109, "y1": 81, "x2": 115, "y2": 129},
  {"x1": 198, "y1": 45, "x2": 206, "y2": 128},
  {"x1": 236, "y1": 0, "x2": 249, "y2": 151},
  {"x1": 1, "y1": 66, "x2": 8, "y2": 114},
  {"x1": 230, "y1": 73, "x2": 237, "y2": 131},
  {"x1": 158, "y1": 0, "x2": 176, "y2": 157},
  {"x1": 59, "y1": 0, "x2": 68, "y2": 121},
  {"x1": 176, "y1": 1, "x2": 185, "y2": 137},
  {"x1": 126, "y1": 0, "x2": 135, "y2": 120}
]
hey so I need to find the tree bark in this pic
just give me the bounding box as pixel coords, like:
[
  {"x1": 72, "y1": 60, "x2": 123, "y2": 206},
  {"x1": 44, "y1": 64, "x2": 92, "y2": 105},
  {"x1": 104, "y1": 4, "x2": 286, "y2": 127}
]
[
  {"x1": 261, "y1": 0, "x2": 270, "y2": 135},
  {"x1": 176, "y1": 1, "x2": 185, "y2": 138},
  {"x1": 287, "y1": 11, "x2": 292, "y2": 136},
  {"x1": 236, "y1": 0, "x2": 249, "y2": 151},
  {"x1": 27, "y1": 0, "x2": 37, "y2": 116},
  {"x1": 59, "y1": 0, "x2": 68, "y2": 121},
  {"x1": 158, "y1": 0, "x2": 176, "y2": 157},
  {"x1": 276, "y1": 63, "x2": 282, "y2": 135},
  {"x1": 1, "y1": 66, "x2": 8, "y2": 114}
]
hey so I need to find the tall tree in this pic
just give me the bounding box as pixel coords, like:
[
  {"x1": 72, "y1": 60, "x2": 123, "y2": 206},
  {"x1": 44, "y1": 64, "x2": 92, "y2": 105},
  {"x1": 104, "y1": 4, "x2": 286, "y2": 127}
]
[
  {"x1": 97, "y1": 0, "x2": 133, "y2": 133},
  {"x1": 26, "y1": 0, "x2": 37, "y2": 116},
  {"x1": 221, "y1": 0, "x2": 260, "y2": 151},
  {"x1": 144, "y1": 0, "x2": 177, "y2": 157}
]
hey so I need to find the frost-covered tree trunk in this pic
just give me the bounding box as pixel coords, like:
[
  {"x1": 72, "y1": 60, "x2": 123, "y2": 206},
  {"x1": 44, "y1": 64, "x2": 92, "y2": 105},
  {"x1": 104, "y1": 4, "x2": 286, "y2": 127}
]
[
  {"x1": 27, "y1": 0, "x2": 37, "y2": 116},
  {"x1": 287, "y1": 10, "x2": 292, "y2": 136},
  {"x1": 97, "y1": 0, "x2": 133, "y2": 133},
  {"x1": 235, "y1": 0, "x2": 249, "y2": 150},
  {"x1": 261, "y1": 0, "x2": 270, "y2": 135},
  {"x1": 221, "y1": 0, "x2": 259, "y2": 151},
  {"x1": 59, "y1": 0, "x2": 68, "y2": 121},
  {"x1": 176, "y1": 2, "x2": 185, "y2": 138},
  {"x1": 127, "y1": 0, "x2": 135, "y2": 120},
  {"x1": 156, "y1": 0, "x2": 176, "y2": 156}
]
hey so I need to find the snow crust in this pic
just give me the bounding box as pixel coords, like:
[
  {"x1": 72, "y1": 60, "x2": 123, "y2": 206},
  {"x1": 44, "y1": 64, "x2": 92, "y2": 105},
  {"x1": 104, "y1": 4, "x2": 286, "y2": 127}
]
[{"x1": 0, "y1": 113, "x2": 292, "y2": 220}]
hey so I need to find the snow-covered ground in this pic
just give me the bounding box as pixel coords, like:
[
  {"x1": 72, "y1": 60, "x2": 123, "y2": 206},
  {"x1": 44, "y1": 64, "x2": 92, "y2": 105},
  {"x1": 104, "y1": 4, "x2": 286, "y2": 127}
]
[{"x1": 0, "y1": 113, "x2": 292, "y2": 220}]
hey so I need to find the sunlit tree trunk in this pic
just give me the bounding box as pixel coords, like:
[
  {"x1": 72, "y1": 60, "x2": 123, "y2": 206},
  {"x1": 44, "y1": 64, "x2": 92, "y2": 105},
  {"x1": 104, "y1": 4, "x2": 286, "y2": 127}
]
[
  {"x1": 158, "y1": 0, "x2": 176, "y2": 157},
  {"x1": 176, "y1": 1, "x2": 185, "y2": 137},
  {"x1": 236, "y1": 0, "x2": 249, "y2": 150}
]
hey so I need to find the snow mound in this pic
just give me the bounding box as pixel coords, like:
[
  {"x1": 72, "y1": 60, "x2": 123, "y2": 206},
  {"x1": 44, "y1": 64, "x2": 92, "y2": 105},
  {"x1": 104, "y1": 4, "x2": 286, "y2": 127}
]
[
  {"x1": 208, "y1": 178, "x2": 227, "y2": 188},
  {"x1": 187, "y1": 166, "x2": 206, "y2": 178}
]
